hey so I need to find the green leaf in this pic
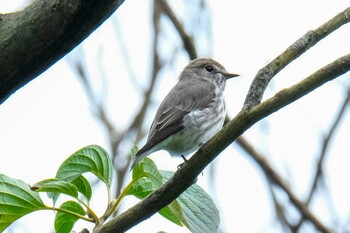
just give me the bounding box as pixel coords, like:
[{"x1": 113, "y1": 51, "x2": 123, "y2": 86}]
[
  {"x1": 32, "y1": 178, "x2": 78, "y2": 199},
  {"x1": 128, "y1": 148, "x2": 219, "y2": 232},
  {"x1": 161, "y1": 201, "x2": 183, "y2": 226},
  {"x1": 131, "y1": 157, "x2": 163, "y2": 187},
  {"x1": 71, "y1": 175, "x2": 92, "y2": 203},
  {"x1": 48, "y1": 176, "x2": 93, "y2": 205},
  {"x1": 56, "y1": 145, "x2": 113, "y2": 187},
  {"x1": 55, "y1": 200, "x2": 86, "y2": 233},
  {"x1": 161, "y1": 171, "x2": 220, "y2": 233},
  {"x1": 0, "y1": 174, "x2": 46, "y2": 232},
  {"x1": 125, "y1": 176, "x2": 182, "y2": 226},
  {"x1": 130, "y1": 145, "x2": 162, "y2": 185},
  {"x1": 128, "y1": 157, "x2": 182, "y2": 226},
  {"x1": 130, "y1": 144, "x2": 139, "y2": 160},
  {"x1": 126, "y1": 177, "x2": 155, "y2": 198}
]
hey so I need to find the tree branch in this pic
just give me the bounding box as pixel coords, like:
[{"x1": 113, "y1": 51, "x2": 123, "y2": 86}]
[
  {"x1": 94, "y1": 51, "x2": 350, "y2": 233},
  {"x1": 312, "y1": 86, "x2": 350, "y2": 199},
  {"x1": 121, "y1": 0, "x2": 163, "y2": 175},
  {"x1": 157, "y1": 0, "x2": 197, "y2": 59},
  {"x1": 243, "y1": 7, "x2": 350, "y2": 110},
  {"x1": 236, "y1": 136, "x2": 331, "y2": 232},
  {"x1": 0, "y1": 0, "x2": 125, "y2": 104},
  {"x1": 294, "y1": 85, "x2": 350, "y2": 231}
]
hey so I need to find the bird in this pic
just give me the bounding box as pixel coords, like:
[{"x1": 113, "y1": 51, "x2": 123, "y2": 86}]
[{"x1": 130, "y1": 58, "x2": 239, "y2": 170}]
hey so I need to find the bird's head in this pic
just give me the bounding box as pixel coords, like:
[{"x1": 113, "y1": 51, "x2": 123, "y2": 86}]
[{"x1": 180, "y1": 58, "x2": 239, "y2": 90}]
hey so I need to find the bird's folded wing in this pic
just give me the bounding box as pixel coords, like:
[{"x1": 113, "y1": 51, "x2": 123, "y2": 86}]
[{"x1": 136, "y1": 80, "x2": 216, "y2": 156}]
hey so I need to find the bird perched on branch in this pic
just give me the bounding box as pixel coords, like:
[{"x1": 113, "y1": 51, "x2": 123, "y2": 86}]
[{"x1": 130, "y1": 58, "x2": 239, "y2": 170}]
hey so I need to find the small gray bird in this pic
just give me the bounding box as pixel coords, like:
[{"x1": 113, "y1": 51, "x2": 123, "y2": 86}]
[{"x1": 130, "y1": 58, "x2": 239, "y2": 170}]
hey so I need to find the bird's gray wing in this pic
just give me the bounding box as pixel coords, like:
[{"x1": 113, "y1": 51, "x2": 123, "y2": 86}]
[{"x1": 135, "y1": 80, "x2": 215, "y2": 157}]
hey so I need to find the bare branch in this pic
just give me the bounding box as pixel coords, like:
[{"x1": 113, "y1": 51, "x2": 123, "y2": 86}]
[
  {"x1": 314, "y1": 86, "x2": 350, "y2": 196},
  {"x1": 117, "y1": 0, "x2": 163, "y2": 178},
  {"x1": 111, "y1": 17, "x2": 141, "y2": 91},
  {"x1": 158, "y1": 0, "x2": 198, "y2": 59},
  {"x1": 266, "y1": 179, "x2": 294, "y2": 232},
  {"x1": 237, "y1": 136, "x2": 330, "y2": 232},
  {"x1": 295, "y1": 84, "x2": 350, "y2": 231},
  {"x1": 243, "y1": 7, "x2": 350, "y2": 110}
]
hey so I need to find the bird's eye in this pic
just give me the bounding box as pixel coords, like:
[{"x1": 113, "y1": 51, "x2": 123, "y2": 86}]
[{"x1": 205, "y1": 65, "x2": 214, "y2": 73}]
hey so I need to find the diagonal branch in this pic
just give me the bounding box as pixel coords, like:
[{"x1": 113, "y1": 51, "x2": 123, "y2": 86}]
[
  {"x1": 234, "y1": 134, "x2": 298, "y2": 231},
  {"x1": 310, "y1": 86, "x2": 350, "y2": 200},
  {"x1": 294, "y1": 84, "x2": 350, "y2": 230},
  {"x1": 236, "y1": 136, "x2": 330, "y2": 232},
  {"x1": 93, "y1": 52, "x2": 350, "y2": 233},
  {"x1": 243, "y1": 7, "x2": 350, "y2": 110},
  {"x1": 0, "y1": 0, "x2": 125, "y2": 104},
  {"x1": 266, "y1": 177, "x2": 295, "y2": 231},
  {"x1": 158, "y1": 0, "x2": 197, "y2": 59}
]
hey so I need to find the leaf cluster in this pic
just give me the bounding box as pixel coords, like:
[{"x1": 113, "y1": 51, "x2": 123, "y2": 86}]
[{"x1": 0, "y1": 145, "x2": 219, "y2": 233}]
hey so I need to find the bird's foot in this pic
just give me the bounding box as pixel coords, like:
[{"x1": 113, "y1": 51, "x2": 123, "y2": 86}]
[
  {"x1": 177, "y1": 154, "x2": 188, "y2": 169},
  {"x1": 177, "y1": 155, "x2": 199, "y2": 183}
]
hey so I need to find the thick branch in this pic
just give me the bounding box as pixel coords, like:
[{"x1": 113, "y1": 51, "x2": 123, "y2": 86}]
[
  {"x1": 94, "y1": 52, "x2": 350, "y2": 233},
  {"x1": 0, "y1": 0, "x2": 125, "y2": 104},
  {"x1": 243, "y1": 7, "x2": 350, "y2": 110}
]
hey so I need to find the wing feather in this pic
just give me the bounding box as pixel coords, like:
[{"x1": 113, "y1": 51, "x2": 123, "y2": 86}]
[{"x1": 135, "y1": 79, "x2": 215, "y2": 157}]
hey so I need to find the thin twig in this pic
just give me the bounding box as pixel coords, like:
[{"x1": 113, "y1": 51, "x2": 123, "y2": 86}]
[
  {"x1": 158, "y1": 0, "x2": 197, "y2": 59},
  {"x1": 266, "y1": 178, "x2": 295, "y2": 232},
  {"x1": 236, "y1": 136, "x2": 331, "y2": 233},
  {"x1": 120, "y1": 0, "x2": 163, "y2": 172},
  {"x1": 294, "y1": 84, "x2": 350, "y2": 231},
  {"x1": 111, "y1": 16, "x2": 141, "y2": 91},
  {"x1": 112, "y1": 1, "x2": 164, "y2": 198},
  {"x1": 312, "y1": 86, "x2": 350, "y2": 200}
]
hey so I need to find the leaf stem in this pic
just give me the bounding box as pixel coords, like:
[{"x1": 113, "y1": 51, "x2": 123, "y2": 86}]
[
  {"x1": 76, "y1": 198, "x2": 100, "y2": 225},
  {"x1": 103, "y1": 178, "x2": 138, "y2": 219},
  {"x1": 45, "y1": 206, "x2": 95, "y2": 222}
]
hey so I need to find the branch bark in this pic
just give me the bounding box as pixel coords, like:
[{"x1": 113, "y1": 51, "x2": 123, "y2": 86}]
[{"x1": 0, "y1": 0, "x2": 125, "y2": 104}]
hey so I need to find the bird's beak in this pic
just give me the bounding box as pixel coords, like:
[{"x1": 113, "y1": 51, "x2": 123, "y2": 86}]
[{"x1": 223, "y1": 72, "x2": 240, "y2": 80}]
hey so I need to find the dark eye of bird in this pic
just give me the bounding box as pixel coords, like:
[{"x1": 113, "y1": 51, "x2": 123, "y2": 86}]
[{"x1": 205, "y1": 65, "x2": 214, "y2": 73}]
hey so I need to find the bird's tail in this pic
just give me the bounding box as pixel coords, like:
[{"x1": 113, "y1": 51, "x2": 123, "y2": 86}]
[{"x1": 129, "y1": 151, "x2": 147, "y2": 171}]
